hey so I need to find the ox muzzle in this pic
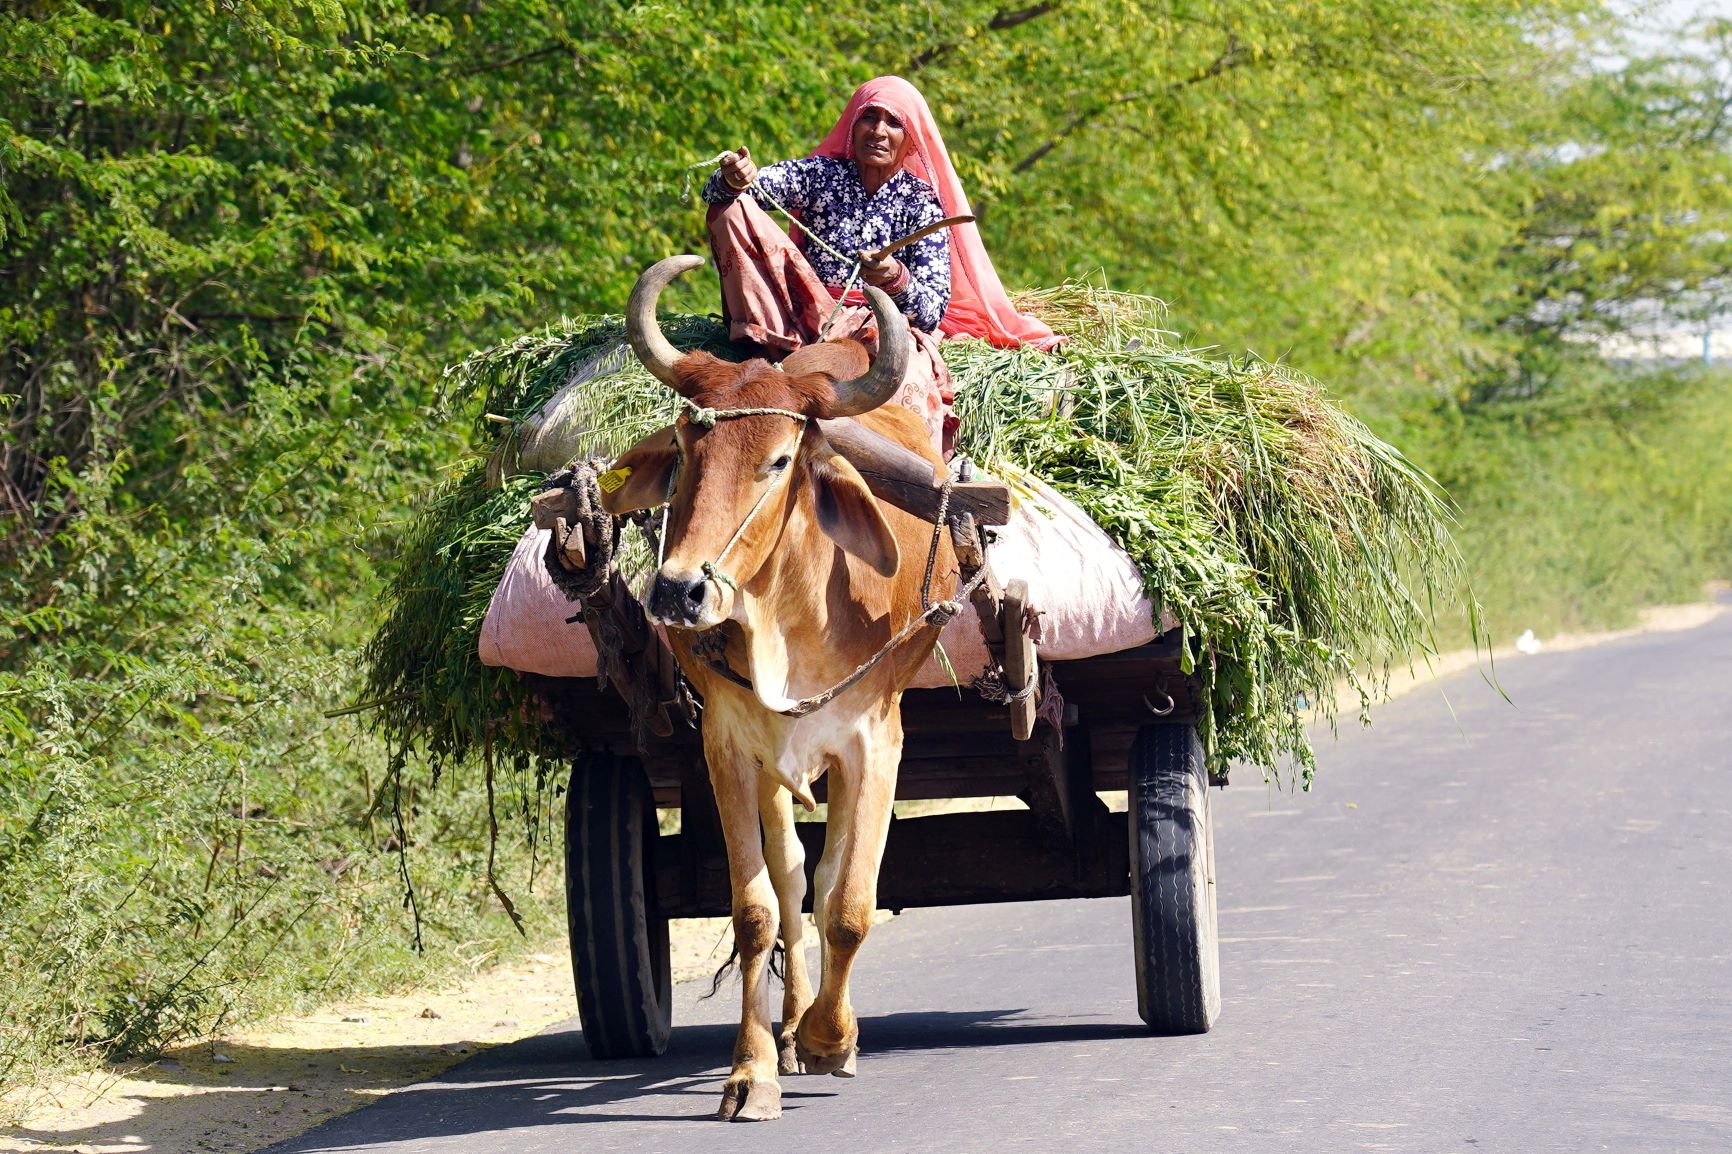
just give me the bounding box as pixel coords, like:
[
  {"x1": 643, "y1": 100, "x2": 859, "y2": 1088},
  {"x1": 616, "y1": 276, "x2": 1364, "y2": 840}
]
[{"x1": 647, "y1": 566, "x2": 728, "y2": 630}]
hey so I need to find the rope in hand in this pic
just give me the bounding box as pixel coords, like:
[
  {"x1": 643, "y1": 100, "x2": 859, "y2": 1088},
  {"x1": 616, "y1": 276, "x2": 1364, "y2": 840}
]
[{"x1": 682, "y1": 151, "x2": 862, "y2": 341}]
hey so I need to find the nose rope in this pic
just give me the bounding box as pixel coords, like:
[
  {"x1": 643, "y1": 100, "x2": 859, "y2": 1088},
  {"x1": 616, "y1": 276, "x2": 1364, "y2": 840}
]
[
  {"x1": 670, "y1": 398, "x2": 808, "y2": 595},
  {"x1": 656, "y1": 467, "x2": 675, "y2": 571},
  {"x1": 702, "y1": 476, "x2": 781, "y2": 592}
]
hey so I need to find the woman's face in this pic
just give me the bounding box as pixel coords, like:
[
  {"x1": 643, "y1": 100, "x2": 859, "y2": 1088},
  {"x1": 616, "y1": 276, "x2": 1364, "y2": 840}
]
[{"x1": 852, "y1": 106, "x2": 908, "y2": 176}]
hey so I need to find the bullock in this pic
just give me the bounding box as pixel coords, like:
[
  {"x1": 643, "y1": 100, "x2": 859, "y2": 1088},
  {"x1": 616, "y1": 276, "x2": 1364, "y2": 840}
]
[{"x1": 599, "y1": 255, "x2": 958, "y2": 1121}]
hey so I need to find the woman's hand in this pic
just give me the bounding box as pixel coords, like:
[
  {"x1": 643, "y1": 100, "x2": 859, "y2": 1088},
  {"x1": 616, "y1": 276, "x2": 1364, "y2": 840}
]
[
  {"x1": 859, "y1": 252, "x2": 909, "y2": 292},
  {"x1": 720, "y1": 147, "x2": 757, "y2": 190}
]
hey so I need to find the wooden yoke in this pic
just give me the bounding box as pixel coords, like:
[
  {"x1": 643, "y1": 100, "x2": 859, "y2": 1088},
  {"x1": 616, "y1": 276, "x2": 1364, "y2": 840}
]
[{"x1": 819, "y1": 418, "x2": 1008, "y2": 526}]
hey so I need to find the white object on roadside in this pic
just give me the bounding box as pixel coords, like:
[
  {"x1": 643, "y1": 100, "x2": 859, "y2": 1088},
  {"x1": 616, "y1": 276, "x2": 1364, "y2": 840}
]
[{"x1": 1516, "y1": 629, "x2": 1542, "y2": 654}]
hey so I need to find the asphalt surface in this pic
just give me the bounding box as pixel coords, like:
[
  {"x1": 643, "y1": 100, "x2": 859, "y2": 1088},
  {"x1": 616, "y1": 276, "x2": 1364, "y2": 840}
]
[{"x1": 267, "y1": 608, "x2": 1732, "y2": 1153}]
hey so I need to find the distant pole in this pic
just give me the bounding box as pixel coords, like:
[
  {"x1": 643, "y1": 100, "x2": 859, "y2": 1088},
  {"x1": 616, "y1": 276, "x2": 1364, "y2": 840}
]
[{"x1": 1706, "y1": 326, "x2": 1713, "y2": 367}]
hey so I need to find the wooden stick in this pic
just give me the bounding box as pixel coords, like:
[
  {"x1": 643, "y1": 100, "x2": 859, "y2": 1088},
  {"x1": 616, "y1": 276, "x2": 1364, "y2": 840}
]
[
  {"x1": 821, "y1": 418, "x2": 1010, "y2": 526},
  {"x1": 862, "y1": 215, "x2": 976, "y2": 264}
]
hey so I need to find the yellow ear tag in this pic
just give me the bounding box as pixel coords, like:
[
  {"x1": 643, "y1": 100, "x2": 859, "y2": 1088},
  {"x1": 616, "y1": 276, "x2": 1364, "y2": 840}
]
[{"x1": 596, "y1": 466, "x2": 632, "y2": 494}]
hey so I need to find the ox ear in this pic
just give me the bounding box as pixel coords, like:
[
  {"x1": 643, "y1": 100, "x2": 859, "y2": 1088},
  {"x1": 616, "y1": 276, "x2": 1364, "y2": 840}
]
[
  {"x1": 597, "y1": 426, "x2": 678, "y2": 516},
  {"x1": 809, "y1": 449, "x2": 899, "y2": 579}
]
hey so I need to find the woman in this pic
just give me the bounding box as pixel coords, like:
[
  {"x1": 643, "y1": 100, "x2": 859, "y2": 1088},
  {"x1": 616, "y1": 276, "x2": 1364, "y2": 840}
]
[{"x1": 701, "y1": 75, "x2": 1061, "y2": 454}]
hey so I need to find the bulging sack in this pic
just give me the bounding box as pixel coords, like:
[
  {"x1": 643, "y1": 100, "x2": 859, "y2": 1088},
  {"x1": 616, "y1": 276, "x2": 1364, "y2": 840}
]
[{"x1": 477, "y1": 466, "x2": 1159, "y2": 687}]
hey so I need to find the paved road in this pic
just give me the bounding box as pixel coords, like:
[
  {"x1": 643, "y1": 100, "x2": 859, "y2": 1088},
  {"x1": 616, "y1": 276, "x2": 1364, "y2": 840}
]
[{"x1": 268, "y1": 608, "x2": 1732, "y2": 1153}]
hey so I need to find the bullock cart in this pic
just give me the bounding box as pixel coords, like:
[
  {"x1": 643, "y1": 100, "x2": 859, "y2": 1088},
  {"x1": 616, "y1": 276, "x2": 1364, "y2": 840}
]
[{"x1": 528, "y1": 427, "x2": 1221, "y2": 1060}]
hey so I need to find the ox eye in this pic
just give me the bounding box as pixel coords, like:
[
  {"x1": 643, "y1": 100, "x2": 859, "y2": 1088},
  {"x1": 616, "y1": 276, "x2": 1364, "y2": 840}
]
[{"x1": 770, "y1": 454, "x2": 792, "y2": 472}]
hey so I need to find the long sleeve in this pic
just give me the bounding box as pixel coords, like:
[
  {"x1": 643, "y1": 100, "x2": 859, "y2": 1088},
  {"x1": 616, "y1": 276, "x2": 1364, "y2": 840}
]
[
  {"x1": 889, "y1": 196, "x2": 951, "y2": 332},
  {"x1": 702, "y1": 156, "x2": 953, "y2": 332},
  {"x1": 700, "y1": 156, "x2": 820, "y2": 214}
]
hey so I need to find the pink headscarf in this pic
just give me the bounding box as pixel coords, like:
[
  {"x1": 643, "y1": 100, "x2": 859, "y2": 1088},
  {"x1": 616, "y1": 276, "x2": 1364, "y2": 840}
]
[{"x1": 811, "y1": 76, "x2": 1064, "y2": 351}]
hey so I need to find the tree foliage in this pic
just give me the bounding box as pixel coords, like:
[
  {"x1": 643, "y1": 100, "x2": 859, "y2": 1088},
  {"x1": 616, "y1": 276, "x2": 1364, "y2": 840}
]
[{"x1": 1476, "y1": 20, "x2": 1732, "y2": 398}]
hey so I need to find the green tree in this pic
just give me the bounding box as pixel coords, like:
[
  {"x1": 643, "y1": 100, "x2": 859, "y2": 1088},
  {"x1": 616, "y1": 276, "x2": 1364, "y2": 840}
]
[{"x1": 1470, "y1": 18, "x2": 1732, "y2": 399}]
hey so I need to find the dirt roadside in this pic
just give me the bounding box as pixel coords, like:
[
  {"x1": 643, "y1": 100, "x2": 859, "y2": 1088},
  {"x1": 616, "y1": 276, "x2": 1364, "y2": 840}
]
[
  {"x1": 3, "y1": 596, "x2": 1722, "y2": 1154},
  {"x1": 0, "y1": 920, "x2": 739, "y2": 1154}
]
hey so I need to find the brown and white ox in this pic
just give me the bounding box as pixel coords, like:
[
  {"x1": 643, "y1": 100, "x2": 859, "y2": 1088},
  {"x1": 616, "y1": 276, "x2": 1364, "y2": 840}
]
[{"x1": 599, "y1": 255, "x2": 957, "y2": 1121}]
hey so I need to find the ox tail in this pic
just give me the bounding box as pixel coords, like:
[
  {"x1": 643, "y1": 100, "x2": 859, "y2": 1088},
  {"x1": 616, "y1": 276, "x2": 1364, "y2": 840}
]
[{"x1": 701, "y1": 937, "x2": 788, "y2": 999}]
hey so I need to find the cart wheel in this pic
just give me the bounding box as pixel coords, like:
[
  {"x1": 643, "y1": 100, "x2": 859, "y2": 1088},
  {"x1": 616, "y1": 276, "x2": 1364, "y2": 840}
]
[
  {"x1": 1128, "y1": 723, "x2": 1220, "y2": 1034},
  {"x1": 565, "y1": 751, "x2": 672, "y2": 1059}
]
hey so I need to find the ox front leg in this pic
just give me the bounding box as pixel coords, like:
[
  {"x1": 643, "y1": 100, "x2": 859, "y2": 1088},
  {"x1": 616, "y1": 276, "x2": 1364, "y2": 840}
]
[
  {"x1": 759, "y1": 778, "x2": 814, "y2": 1076},
  {"x1": 712, "y1": 758, "x2": 783, "y2": 1121},
  {"x1": 797, "y1": 731, "x2": 898, "y2": 1079}
]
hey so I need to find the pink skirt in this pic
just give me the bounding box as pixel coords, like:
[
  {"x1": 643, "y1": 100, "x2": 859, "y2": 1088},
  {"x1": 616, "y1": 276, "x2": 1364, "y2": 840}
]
[{"x1": 708, "y1": 197, "x2": 956, "y2": 455}]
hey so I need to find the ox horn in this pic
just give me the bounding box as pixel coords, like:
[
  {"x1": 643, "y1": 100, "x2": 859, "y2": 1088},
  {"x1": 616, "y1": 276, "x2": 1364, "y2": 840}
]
[
  {"x1": 626, "y1": 254, "x2": 705, "y2": 393},
  {"x1": 821, "y1": 285, "x2": 911, "y2": 418}
]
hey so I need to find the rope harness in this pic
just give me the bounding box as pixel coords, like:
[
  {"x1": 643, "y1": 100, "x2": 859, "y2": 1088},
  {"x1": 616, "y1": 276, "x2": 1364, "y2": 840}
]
[
  {"x1": 675, "y1": 398, "x2": 809, "y2": 596},
  {"x1": 547, "y1": 396, "x2": 994, "y2": 720}
]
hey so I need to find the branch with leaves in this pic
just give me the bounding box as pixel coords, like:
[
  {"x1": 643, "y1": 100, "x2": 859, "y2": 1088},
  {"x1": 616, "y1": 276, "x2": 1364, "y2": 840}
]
[
  {"x1": 909, "y1": 2, "x2": 1062, "y2": 72},
  {"x1": 1011, "y1": 34, "x2": 1251, "y2": 174}
]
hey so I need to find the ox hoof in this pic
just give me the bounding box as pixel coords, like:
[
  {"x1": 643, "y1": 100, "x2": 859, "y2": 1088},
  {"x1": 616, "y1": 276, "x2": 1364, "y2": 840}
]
[
  {"x1": 717, "y1": 1078, "x2": 782, "y2": 1122},
  {"x1": 777, "y1": 1032, "x2": 801, "y2": 1077},
  {"x1": 794, "y1": 1037, "x2": 858, "y2": 1078}
]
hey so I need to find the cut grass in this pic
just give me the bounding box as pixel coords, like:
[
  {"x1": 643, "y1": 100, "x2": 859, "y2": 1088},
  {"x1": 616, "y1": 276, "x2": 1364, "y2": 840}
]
[
  {"x1": 363, "y1": 284, "x2": 1474, "y2": 786},
  {"x1": 949, "y1": 286, "x2": 1473, "y2": 777}
]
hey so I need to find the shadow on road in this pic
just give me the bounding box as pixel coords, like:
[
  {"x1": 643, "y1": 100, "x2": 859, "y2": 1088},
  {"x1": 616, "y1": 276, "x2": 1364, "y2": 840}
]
[
  {"x1": 254, "y1": 1006, "x2": 1147, "y2": 1149},
  {"x1": 857, "y1": 1007, "x2": 1147, "y2": 1053}
]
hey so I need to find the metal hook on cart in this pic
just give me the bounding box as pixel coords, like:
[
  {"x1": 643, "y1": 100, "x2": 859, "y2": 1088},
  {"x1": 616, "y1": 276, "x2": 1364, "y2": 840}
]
[{"x1": 1143, "y1": 691, "x2": 1175, "y2": 717}]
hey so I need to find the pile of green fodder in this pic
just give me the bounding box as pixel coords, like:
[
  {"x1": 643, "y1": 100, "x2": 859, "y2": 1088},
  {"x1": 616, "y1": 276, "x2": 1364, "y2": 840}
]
[
  {"x1": 362, "y1": 286, "x2": 1471, "y2": 784},
  {"x1": 951, "y1": 286, "x2": 1472, "y2": 777},
  {"x1": 361, "y1": 314, "x2": 728, "y2": 781}
]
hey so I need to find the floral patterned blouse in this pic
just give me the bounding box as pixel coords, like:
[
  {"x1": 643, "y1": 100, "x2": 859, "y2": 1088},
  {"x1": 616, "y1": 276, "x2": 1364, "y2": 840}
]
[{"x1": 702, "y1": 156, "x2": 951, "y2": 332}]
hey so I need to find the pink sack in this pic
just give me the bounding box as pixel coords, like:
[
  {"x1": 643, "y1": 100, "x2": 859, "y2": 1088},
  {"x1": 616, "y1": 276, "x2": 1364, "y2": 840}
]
[
  {"x1": 476, "y1": 527, "x2": 600, "y2": 678},
  {"x1": 477, "y1": 466, "x2": 1160, "y2": 686},
  {"x1": 910, "y1": 467, "x2": 1158, "y2": 687}
]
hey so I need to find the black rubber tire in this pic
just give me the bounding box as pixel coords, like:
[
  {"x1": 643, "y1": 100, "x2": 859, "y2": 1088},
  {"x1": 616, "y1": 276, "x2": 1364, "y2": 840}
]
[
  {"x1": 1128, "y1": 723, "x2": 1221, "y2": 1034},
  {"x1": 565, "y1": 751, "x2": 672, "y2": 1059}
]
